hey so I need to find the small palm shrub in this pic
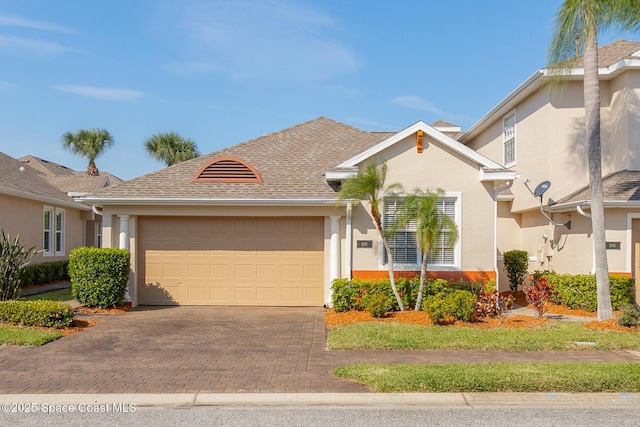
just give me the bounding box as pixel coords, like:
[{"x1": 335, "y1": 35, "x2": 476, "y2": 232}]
[{"x1": 0, "y1": 231, "x2": 38, "y2": 301}]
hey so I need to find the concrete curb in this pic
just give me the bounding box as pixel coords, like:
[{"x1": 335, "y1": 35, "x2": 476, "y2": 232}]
[{"x1": 0, "y1": 393, "x2": 639, "y2": 409}]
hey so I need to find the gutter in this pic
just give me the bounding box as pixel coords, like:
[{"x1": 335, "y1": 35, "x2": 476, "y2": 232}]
[
  {"x1": 0, "y1": 187, "x2": 90, "y2": 210},
  {"x1": 79, "y1": 197, "x2": 352, "y2": 207}
]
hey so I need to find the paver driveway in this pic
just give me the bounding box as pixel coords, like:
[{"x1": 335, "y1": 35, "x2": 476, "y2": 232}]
[{"x1": 0, "y1": 306, "x2": 637, "y2": 394}]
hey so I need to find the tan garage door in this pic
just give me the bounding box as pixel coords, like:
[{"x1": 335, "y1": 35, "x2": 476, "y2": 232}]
[{"x1": 137, "y1": 217, "x2": 324, "y2": 306}]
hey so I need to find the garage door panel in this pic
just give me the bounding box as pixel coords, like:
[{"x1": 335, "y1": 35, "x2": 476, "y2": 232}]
[{"x1": 138, "y1": 217, "x2": 324, "y2": 306}]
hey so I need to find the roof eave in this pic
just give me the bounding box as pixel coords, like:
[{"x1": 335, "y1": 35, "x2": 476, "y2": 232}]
[
  {"x1": 480, "y1": 169, "x2": 518, "y2": 182},
  {"x1": 548, "y1": 199, "x2": 640, "y2": 212},
  {"x1": 79, "y1": 197, "x2": 349, "y2": 207},
  {"x1": 338, "y1": 121, "x2": 504, "y2": 170},
  {"x1": 0, "y1": 187, "x2": 90, "y2": 210}
]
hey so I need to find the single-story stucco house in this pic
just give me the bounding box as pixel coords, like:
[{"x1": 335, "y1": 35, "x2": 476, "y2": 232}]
[
  {"x1": 82, "y1": 39, "x2": 640, "y2": 307},
  {"x1": 0, "y1": 152, "x2": 121, "y2": 264}
]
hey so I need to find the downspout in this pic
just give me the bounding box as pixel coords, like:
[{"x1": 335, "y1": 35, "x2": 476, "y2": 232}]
[
  {"x1": 493, "y1": 180, "x2": 514, "y2": 294},
  {"x1": 576, "y1": 204, "x2": 596, "y2": 273},
  {"x1": 346, "y1": 202, "x2": 353, "y2": 280},
  {"x1": 92, "y1": 205, "x2": 103, "y2": 216}
]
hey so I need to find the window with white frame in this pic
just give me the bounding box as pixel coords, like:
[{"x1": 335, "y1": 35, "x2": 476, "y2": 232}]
[
  {"x1": 96, "y1": 221, "x2": 102, "y2": 248},
  {"x1": 55, "y1": 209, "x2": 65, "y2": 255},
  {"x1": 382, "y1": 195, "x2": 459, "y2": 267},
  {"x1": 43, "y1": 207, "x2": 53, "y2": 255},
  {"x1": 43, "y1": 207, "x2": 65, "y2": 257},
  {"x1": 503, "y1": 111, "x2": 516, "y2": 166}
]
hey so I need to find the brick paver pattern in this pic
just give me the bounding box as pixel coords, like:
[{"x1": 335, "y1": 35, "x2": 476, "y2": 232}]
[{"x1": 0, "y1": 307, "x2": 637, "y2": 393}]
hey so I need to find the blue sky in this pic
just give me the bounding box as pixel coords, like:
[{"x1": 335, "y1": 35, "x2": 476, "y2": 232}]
[{"x1": 0, "y1": 0, "x2": 635, "y2": 180}]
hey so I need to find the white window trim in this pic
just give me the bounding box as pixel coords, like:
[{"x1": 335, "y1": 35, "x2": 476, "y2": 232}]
[
  {"x1": 503, "y1": 109, "x2": 516, "y2": 168},
  {"x1": 379, "y1": 191, "x2": 462, "y2": 271},
  {"x1": 43, "y1": 206, "x2": 53, "y2": 257},
  {"x1": 54, "y1": 208, "x2": 65, "y2": 256}
]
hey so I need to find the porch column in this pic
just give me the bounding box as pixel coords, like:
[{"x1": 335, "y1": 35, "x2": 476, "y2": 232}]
[
  {"x1": 330, "y1": 216, "x2": 341, "y2": 282},
  {"x1": 118, "y1": 215, "x2": 129, "y2": 250}
]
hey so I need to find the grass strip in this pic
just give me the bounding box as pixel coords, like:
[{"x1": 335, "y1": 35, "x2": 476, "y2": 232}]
[
  {"x1": 0, "y1": 326, "x2": 63, "y2": 346},
  {"x1": 333, "y1": 362, "x2": 640, "y2": 392},
  {"x1": 21, "y1": 288, "x2": 73, "y2": 302},
  {"x1": 328, "y1": 322, "x2": 640, "y2": 351}
]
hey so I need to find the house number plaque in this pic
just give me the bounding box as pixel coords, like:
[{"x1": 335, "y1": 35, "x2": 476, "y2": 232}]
[
  {"x1": 605, "y1": 241, "x2": 620, "y2": 250},
  {"x1": 357, "y1": 240, "x2": 373, "y2": 248}
]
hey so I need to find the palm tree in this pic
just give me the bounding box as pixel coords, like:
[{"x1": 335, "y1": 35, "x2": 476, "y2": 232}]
[
  {"x1": 400, "y1": 190, "x2": 458, "y2": 311},
  {"x1": 61, "y1": 128, "x2": 114, "y2": 176},
  {"x1": 144, "y1": 132, "x2": 200, "y2": 166},
  {"x1": 337, "y1": 161, "x2": 405, "y2": 310},
  {"x1": 548, "y1": 0, "x2": 640, "y2": 321}
]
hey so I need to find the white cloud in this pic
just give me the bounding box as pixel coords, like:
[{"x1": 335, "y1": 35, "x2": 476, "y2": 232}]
[
  {"x1": 162, "y1": 61, "x2": 222, "y2": 76},
  {"x1": 0, "y1": 35, "x2": 71, "y2": 57},
  {"x1": 391, "y1": 95, "x2": 448, "y2": 115},
  {"x1": 0, "y1": 80, "x2": 18, "y2": 91},
  {"x1": 160, "y1": 0, "x2": 360, "y2": 81},
  {"x1": 53, "y1": 85, "x2": 144, "y2": 101},
  {"x1": 0, "y1": 13, "x2": 77, "y2": 34}
]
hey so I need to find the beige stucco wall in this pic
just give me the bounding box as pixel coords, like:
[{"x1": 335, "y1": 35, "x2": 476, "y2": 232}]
[
  {"x1": 349, "y1": 133, "x2": 496, "y2": 276},
  {"x1": 0, "y1": 193, "x2": 84, "y2": 264}
]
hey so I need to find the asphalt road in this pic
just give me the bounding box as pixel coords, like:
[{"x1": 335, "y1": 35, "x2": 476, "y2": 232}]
[{"x1": 3, "y1": 406, "x2": 640, "y2": 427}]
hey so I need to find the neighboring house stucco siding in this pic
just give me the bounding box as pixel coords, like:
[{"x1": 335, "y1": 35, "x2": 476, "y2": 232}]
[{"x1": 0, "y1": 193, "x2": 84, "y2": 264}]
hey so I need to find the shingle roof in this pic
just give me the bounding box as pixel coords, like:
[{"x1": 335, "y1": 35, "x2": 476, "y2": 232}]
[
  {"x1": 89, "y1": 117, "x2": 392, "y2": 201},
  {"x1": 0, "y1": 152, "x2": 82, "y2": 207},
  {"x1": 557, "y1": 170, "x2": 640, "y2": 204},
  {"x1": 18, "y1": 155, "x2": 123, "y2": 193},
  {"x1": 574, "y1": 39, "x2": 640, "y2": 68}
]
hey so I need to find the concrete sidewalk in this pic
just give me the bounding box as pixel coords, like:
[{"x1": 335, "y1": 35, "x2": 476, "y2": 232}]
[{"x1": 0, "y1": 392, "x2": 639, "y2": 409}]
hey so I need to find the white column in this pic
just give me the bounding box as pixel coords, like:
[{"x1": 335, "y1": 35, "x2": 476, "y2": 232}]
[
  {"x1": 118, "y1": 215, "x2": 129, "y2": 250},
  {"x1": 330, "y1": 216, "x2": 341, "y2": 282}
]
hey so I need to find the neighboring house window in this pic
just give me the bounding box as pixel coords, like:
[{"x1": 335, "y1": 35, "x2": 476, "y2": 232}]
[
  {"x1": 96, "y1": 221, "x2": 102, "y2": 248},
  {"x1": 43, "y1": 207, "x2": 53, "y2": 256},
  {"x1": 44, "y1": 207, "x2": 65, "y2": 257},
  {"x1": 382, "y1": 195, "x2": 459, "y2": 267},
  {"x1": 55, "y1": 210, "x2": 65, "y2": 256},
  {"x1": 503, "y1": 111, "x2": 516, "y2": 166}
]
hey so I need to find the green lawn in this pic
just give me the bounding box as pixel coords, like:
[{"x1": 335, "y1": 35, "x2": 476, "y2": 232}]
[
  {"x1": 21, "y1": 288, "x2": 73, "y2": 302},
  {"x1": 0, "y1": 326, "x2": 63, "y2": 346},
  {"x1": 328, "y1": 321, "x2": 640, "y2": 351},
  {"x1": 333, "y1": 362, "x2": 640, "y2": 392}
]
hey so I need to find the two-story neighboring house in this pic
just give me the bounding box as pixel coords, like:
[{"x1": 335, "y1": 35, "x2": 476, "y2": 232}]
[{"x1": 459, "y1": 39, "x2": 640, "y2": 301}]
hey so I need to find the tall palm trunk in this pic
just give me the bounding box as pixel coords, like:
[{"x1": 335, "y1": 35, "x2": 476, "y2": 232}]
[
  {"x1": 86, "y1": 160, "x2": 100, "y2": 176},
  {"x1": 583, "y1": 26, "x2": 613, "y2": 320},
  {"x1": 372, "y1": 208, "x2": 404, "y2": 311},
  {"x1": 414, "y1": 244, "x2": 430, "y2": 311}
]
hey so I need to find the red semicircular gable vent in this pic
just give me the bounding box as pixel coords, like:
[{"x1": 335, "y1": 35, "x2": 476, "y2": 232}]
[{"x1": 193, "y1": 156, "x2": 263, "y2": 183}]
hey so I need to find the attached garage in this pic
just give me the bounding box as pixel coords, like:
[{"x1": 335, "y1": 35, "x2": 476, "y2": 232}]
[{"x1": 137, "y1": 216, "x2": 324, "y2": 306}]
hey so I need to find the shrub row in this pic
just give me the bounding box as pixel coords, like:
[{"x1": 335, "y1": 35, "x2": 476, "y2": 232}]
[
  {"x1": 331, "y1": 277, "x2": 451, "y2": 316},
  {"x1": 69, "y1": 247, "x2": 130, "y2": 308},
  {"x1": 19, "y1": 260, "x2": 70, "y2": 287},
  {"x1": 0, "y1": 300, "x2": 74, "y2": 328},
  {"x1": 545, "y1": 273, "x2": 635, "y2": 312}
]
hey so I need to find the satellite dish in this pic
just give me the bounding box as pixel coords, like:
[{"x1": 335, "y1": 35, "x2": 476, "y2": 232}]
[{"x1": 533, "y1": 181, "x2": 551, "y2": 198}]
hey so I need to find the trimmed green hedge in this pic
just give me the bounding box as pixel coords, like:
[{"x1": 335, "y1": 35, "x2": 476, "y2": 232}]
[
  {"x1": 19, "y1": 260, "x2": 70, "y2": 287},
  {"x1": 331, "y1": 277, "x2": 453, "y2": 313},
  {"x1": 546, "y1": 273, "x2": 635, "y2": 312},
  {"x1": 423, "y1": 290, "x2": 476, "y2": 324},
  {"x1": 0, "y1": 300, "x2": 74, "y2": 328},
  {"x1": 69, "y1": 247, "x2": 130, "y2": 308}
]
